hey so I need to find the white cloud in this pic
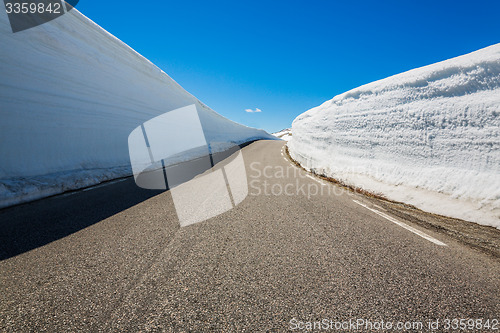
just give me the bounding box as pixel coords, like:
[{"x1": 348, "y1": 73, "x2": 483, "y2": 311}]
[{"x1": 245, "y1": 108, "x2": 262, "y2": 113}]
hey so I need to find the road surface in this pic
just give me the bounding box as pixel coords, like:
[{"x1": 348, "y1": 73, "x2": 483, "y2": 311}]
[{"x1": 1, "y1": 140, "x2": 499, "y2": 331}]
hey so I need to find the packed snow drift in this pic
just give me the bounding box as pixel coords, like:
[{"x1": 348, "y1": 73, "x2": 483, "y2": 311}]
[
  {"x1": 0, "y1": 9, "x2": 274, "y2": 208},
  {"x1": 289, "y1": 44, "x2": 500, "y2": 228}
]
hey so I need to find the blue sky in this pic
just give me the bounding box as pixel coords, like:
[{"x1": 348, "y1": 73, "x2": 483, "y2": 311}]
[{"x1": 77, "y1": 0, "x2": 500, "y2": 133}]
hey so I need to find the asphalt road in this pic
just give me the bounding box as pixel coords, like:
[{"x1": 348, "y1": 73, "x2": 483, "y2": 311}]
[{"x1": 1, "y1": 140, "x2": 499, "y2": 332}]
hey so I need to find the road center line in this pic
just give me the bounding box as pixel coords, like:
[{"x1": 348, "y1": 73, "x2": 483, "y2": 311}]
[{"x1": 352, "y1": 199, "x2": 447, "y2": 246}]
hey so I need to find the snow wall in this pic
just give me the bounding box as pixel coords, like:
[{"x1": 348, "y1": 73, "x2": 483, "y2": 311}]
[
  {"x1": 289, "y1": 44, "x2": 500, "y2": 228},
  {"x1": 0, "y1": 9, "x2": 275, "y2": 208}
]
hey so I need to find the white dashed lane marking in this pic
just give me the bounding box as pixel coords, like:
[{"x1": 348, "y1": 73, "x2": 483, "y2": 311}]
[{"x1": 353, "y1": 199, "x2": 447, "y2": 246}]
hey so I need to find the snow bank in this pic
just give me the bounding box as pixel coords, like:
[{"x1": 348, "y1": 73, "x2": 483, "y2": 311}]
[
  {"x1": 273, "y1": 128, "x2": 292, "y2": 141},
  {"x1": 0, "y1": 9, "x2": 274, "y2": 208},
  {"x1": 289, "y1": 44, "x2": 500, "y2": 228}
]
